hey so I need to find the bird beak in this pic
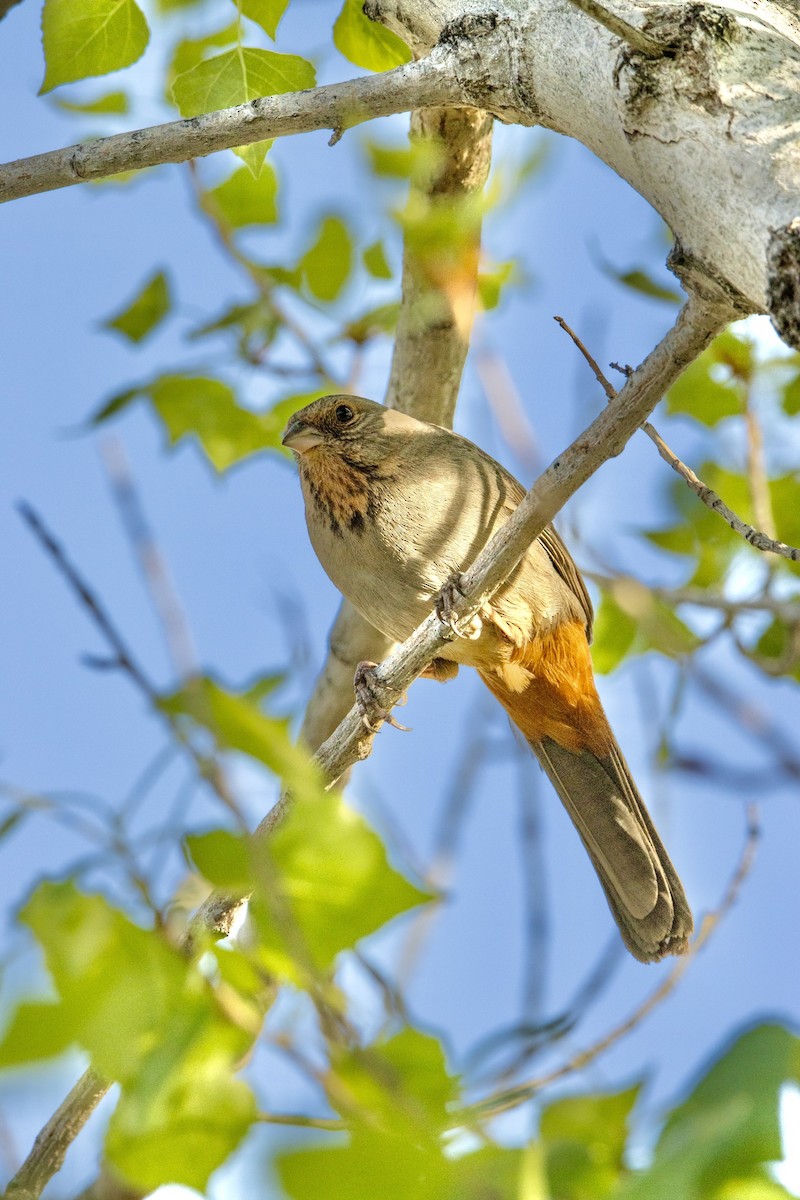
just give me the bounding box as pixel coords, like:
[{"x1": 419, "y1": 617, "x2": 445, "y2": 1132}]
[{"x1": 282, "y1": 419, "x2": 324, "y2": 453}]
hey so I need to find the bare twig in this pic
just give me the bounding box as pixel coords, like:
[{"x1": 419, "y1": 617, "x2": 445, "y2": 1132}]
[
  {"x1": 460, "y1": 803, "x2": 760, "y2": 1122},
  {"x1": 101, "y1": 440, "x2": 197, "y2": 679},
  {"x1": 554, "y1": 315, "x2": 800, "y2": 562},
  {"x1": 567, "y1": 0, "x2": 669, "y2": 56},
  {"x1": 0, "y1": 57, "x2": 463, "y2": 204},
  {"x1": 4, "y1": 1069, "x2": 110, "y2": 1200}
]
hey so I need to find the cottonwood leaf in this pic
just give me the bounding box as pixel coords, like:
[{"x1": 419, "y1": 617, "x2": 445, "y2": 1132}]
[
  {"x1": 333, "y1": 0, "x2": 411, "y2": 71},
  {"x1": 206, "y1": 163, "x2": 278, "y2": 228},
  {"x1": 239, "y1": 0, "x2": 290, "y2": 40},
  {"x1": 300, "y1": 216, "x2": 353, "y2": 301},
  {"x1": 104, "y1": 271, "x2": 171, "y2": 342},
  {"x1": 55, "y1": 90, "x2": 129, "y2": 113},
  {"x1": 40, "y1": 0, "x2": 149, "y2": 93}
]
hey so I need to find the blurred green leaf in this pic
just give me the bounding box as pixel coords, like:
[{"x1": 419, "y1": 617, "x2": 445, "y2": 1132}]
[
  {"x1": 363, "y1": 240, "x2": 393, "y2": 279},
  {"x1": 172, "y1": 48, "x2": 315, "y2": 174},
  {"x1": 206, "y1": 162, "x2": 279, "y2": 228},
  {"x1": 332, "y1": 1027, "x2": 456, "y2": 1134},
  {"x1": 185, "y1": 829, "x2": 253, "y2": 892},
  {"x1": 0, "y1": 1000, "x2": 77, "y2": 1066},
  {"x1": 612, "y1": 268, "x2": 682, "y2": 304},
  {"x1": 93, "y1": 376, "x2": 305, "y2": 471},
  {"x1": 617, "y1": 1024, "x2": 800, "y2": 1199},
  {"x1": 666, "y1": 330, "x2": 755, "y2": 426},
  {"x1": 592, "y1": 591, "x2": 638, "y2": 674},
  {"x1": 240, "y1": 0, "x2": 290, "y2": 39},
  {"x1": 754, "y1": 617, "x2": 800, "y2": 680},
  {"x1": 541, "y1": 1085, "x2": 639, "y2": 1198},
  {"x1": 782, "y1": 371, "x2": 800, "y2": 416},
  {"x1": 478, "y1": 261, "x2": 516, "y2": 310},
  {"x1": 55, "y1": 89, "x2": 129, "y2": 113},
  {"x1": 40, "y1": 0, "x2": 149, "y2": 92},
  {"x1": 189, "y1": 300, "x2": 281, "y2": 361},
  {"x1": 167, "y1": 22, "x2": 238, "y2": 92},
  {"x1": 333, "y1": 0, "x2": 411, "y2": 71},
  {"x1": 300, "y1": 216, "x2": 353, "y2": 302},
  {"x1": 254, "y1": 786, "x2": 433, "y2": 976},
  {"x1": 344, "y1": 302, "x2": 400, "y2": 344},
  {"x1": 104, "y1": 271, "x2": 171, "y2": 343},
  {"x1": 279, "y1": 1130, "x2": 448, "y2": 1200}
]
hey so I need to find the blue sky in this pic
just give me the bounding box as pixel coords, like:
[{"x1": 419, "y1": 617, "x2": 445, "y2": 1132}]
[{"x1": 1, "y1": 0, "x2": 799, "y2": 1193}]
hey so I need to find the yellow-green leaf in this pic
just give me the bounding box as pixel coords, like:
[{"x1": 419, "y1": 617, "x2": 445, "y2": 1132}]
[
  {"x1": 55, "y1": 89, "x2": 129, "y2": 113},
  {"x1": 363, "y1": 240, "x2": 392, "y2": 279},
  {"x1": 333, "y1": 0, "x2": 411, "y2": 72},
  {"x1": 300, "y1": 216, "x2": 353, "y2": 302},
  {"x1": 239, "y1": 0, "x2": 290, "y2": 40},
  {"x1": 206, "y1": 163, "x2": 278, "y2": 228},
  {"x1": 172, "y1": 47, "x2": 314, "y2": 174},
  {"x1": 40, "y1": 0, "x2": 150, "y2": 93},
  {"x1": 104, "y1": 270, "x2": 171, "y2": 343}
]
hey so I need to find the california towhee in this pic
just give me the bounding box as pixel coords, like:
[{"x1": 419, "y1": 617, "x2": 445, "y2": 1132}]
[{"x1": 283, "y1": 394, "x2": 693, "y2": 962}]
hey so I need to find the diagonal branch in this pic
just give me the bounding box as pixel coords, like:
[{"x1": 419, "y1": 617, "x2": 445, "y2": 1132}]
[{"x1": 0, "y1": 55, "x2": 463, "y2": 204}]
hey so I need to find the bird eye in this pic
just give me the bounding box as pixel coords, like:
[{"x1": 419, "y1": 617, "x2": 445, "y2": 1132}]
[{"x1": 334, "y1": 404, "x2": 355, "y2": 424}]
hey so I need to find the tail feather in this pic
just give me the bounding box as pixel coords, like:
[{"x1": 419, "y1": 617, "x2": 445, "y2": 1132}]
[
  {"x1": 479, "y1": 661, "x2": 693, "y2": 963},
  {"x1": 535, "y1": 737, "x2": 692, "y2": 962}
]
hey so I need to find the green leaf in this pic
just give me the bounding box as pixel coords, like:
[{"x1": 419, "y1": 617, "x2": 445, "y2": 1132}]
[
  {"x1": 344, "y1": 302, "x2": 400, "y2": 344},
  {"x1": 591, "y1": 591, "x2": 638, "y2": 674},
  {"x1": 782, "y1": 371, "x2": 800, "y2": 415},
  {"x1": 478, "y1": 260, "x2": 516, "y2": 310},
  {"x1": 104, "y1": 271, "x2": 171, "y2": 343},
  {"x1": 17, "y1": 881, "x2": 257, "y2": 1190},
  {"x1": 618, "y1": 1024, "x2": 800, "y2": 1199},
  {"x1": 254, "y1": 788, "x2": 432, "y2": 976},
  {"x1": 541, "y1": 1086, "x2": 639, "y2": 1198},
  {"x1": 106, "y1": 1041, "x2": 255, "y2": 1191},
  {"x1": 332, "y1": 1027, "x2": 456, "y2": 1135},
  {"x1": 362, "y1": 240, "x2": 392, "y2": 279},
  {"x1": 92, "y1": 376, "x2": 307, "y2": 471},
  {"x1": 188, "y1": 300, "x2": 281, "y2": 361},
  {"x1": 0, "y1": 1000, "x2": 77, "y2": 1066},
  {"x1": 239, "y1": 0, "x2": 290, "y2": 40},
  {"x1": 185, "y1": 829, "x2": 254, "y2": 892},
  {"x1": 167, "y1": 22, "x2": 238, "y2": 93},
  {"x1": 55, "y1": 89, "x2": 129, "y2": 113},
  {"x1": 279, "y1": 1130, "x2": 449, "y2": 1200},
  {"x1": 666, "y1": 330, "x2": 755, "y2": 426},
  {"x1": 40, "y1": 0, "x2": 150, "y2": 93},
  {"x1": 300, "y1": 216, "x2": 353, "y2": 302},
  {"x1": 206, "y1": 163, "x2": 278, "y2": 228},
  {"x1": 612, "y1": 268, "x2": 682, "y2": 304},
  {"x1": 172, "y1": 47, "x2": 315, "y2": 173},
  {"x1": 333, "y1": 0, "x2": 411, "y2": 72}
]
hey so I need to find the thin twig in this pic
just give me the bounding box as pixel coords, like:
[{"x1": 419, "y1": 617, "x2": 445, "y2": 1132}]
[
  {"x1": 567, "y1": 0, "x2": 669, "y2": 56},
  {"x1": 553, "y1": 315, "x2": 800, "y2": 563},
  {"x1": 459, "y1": 803, "x2": 760, "y2": 1122}
]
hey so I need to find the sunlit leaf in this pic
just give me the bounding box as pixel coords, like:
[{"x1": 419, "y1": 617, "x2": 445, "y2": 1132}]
[
  {"x1": 206, "y1": 163, "x2": 278, "y2": 228},
  {"x1": 55, "y1": 89, "x2": 129, "y2": 113},
  {"x1": 0, "y1": 1000, "x2": 77, "y2": 1066},
  {"x1": 92, "y1": 377, "x2": 307, "y2": 471},
  {"x1": 240, "y1": 0, "x2": 290, "y2": 40},
  {"x1": 40, "y1": 0, "x2": 150, "y2": 93},
  {"x1": 104, "y1": 271, "x2": 171, "y2": 343},
  {"x1": 782, "y1": 372, "x2": 800, "y2": 416},
  {"x1": 172, "y1": 47, "x2": 314, "y2": 174},
  {"x1": 167, "y1": 22, "x2": 238, "y2": 92},
  {"x1": 478, "y1": 261, "x2": 516, "y2": 310},
  {"x1": 333, "y1": 0, "x2": 411, "y2": 72},
  {"x1": 541, "y1": 1086, "x2": 639, "y2": 1198},
  {"x1": 592, "y1": 591, "x2": 638, "y2": 674},
  {"x1": 256, "y1": 790, "x2": 432, "y2": 976},
  {"x1": 186, "y1": 829, "x2": 253, "y2": 892},
  {"x1": 362, "y1": 240, "x2": 392, "y2": 279},
  {"x1": 618, "y1": 1024, "x2": 800, "y2": 1199},
  {"x1": 300, "y1": 216, "x2": 353, "y2": 302},
  {"x1": 666, "y1": 330, "x2": 755, "y2": 426}
]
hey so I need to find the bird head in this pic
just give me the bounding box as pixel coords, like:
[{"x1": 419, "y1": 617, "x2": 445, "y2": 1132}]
[{"x1": 282, "y1": 394, "x2": 388, "y2": 456}]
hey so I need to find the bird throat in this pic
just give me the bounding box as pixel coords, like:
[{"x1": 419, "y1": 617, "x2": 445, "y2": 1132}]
[{"x1": 298, "y1": 447, "x2": 375, "y2": 537}]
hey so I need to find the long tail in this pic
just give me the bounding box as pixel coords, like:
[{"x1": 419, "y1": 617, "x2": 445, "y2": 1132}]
[{"x1": 479, "y1": 642, "x2": 693, "y2": 962}]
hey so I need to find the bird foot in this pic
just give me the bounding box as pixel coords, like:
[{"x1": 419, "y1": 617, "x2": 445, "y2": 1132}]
[
  {"x1": 353, "y1": 661, "x2": 410, "y2": 734},
  {"x1": 435, "y1": 574, "x2": 483, "y2": 641}
]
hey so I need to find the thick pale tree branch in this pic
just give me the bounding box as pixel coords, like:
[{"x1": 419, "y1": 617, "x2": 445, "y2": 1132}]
[{"x1": 0, "y1": 54, "x2": 463, "y2": 204}]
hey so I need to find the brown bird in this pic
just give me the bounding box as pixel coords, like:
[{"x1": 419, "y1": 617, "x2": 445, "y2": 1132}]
[{"x1": 282, "y1": 394, "x2": 693, "y2": 963}]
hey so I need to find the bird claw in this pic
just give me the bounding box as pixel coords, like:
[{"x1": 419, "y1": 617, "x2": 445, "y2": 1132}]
[
  {"x1": 435, "y1": 574, "x2": 483, "y2": 640},
  {"x1": 353, "y1": 661, "x2": 411, "y2": 733}
]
